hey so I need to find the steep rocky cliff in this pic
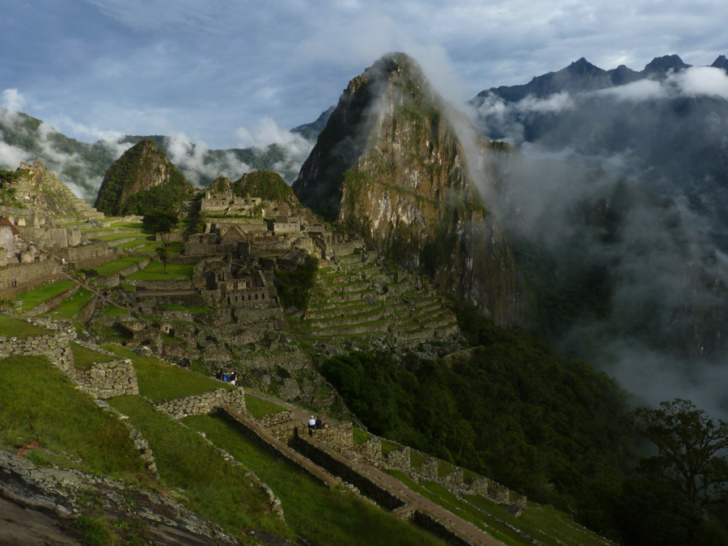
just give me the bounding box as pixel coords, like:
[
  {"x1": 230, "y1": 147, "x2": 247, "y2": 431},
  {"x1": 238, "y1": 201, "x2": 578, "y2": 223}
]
[
  {"x1": 293, "y1": 53, "x2": 525, "y2": 324},
  {"x1": 95, "y1": 139, "x2": 194, "y2": 216}
]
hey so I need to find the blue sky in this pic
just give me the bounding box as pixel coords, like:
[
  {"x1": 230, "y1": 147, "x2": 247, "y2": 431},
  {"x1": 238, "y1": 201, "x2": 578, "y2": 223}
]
[{"x1": 2, "y1": 0, "x2": 727, "y2": 149}]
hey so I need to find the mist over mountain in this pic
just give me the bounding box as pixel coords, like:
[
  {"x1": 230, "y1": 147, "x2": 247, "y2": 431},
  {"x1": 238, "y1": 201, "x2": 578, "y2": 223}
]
[
  {"x1": 470, "y1": 54, "x2": 728, "y2": 415},
  {"x1": 0, "y1": 107, "x2": 331, "y2": 202}
]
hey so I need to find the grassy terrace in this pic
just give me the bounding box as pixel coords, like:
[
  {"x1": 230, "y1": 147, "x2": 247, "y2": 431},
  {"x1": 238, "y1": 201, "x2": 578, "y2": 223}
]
[
  {"x1": 71, "y1": 342, "x2": 116, "y2": 371},
  {"x1": 0, "y1": 313, "x2": 50, "y2": 337},
  {"x1": 94, "y1": 233, "x2": 149, "y2": 242},
  {"x1": 108, "y1": 396, "x2": 288, "y2": 538},
  {"x1": 131, "y1": 243, "x2": 184, "y2": 255},
  {"x1": 101, "y1": 305, "x2": 129, "y2": 317},
  {"x1": 41, "y1": 287, "x2": 94, "y2": 319},
  {"x1": 94, "y1": 256, "x2": 148, "y2": 277},
  {"x1": 127, "y1": 261, "x2": 193, "y2": 281},
  {"x1": 386, "y1": 470, "x2": 613, "y2": 546},
  {"x1": 101, "y1": 344, "x2": 231, "y2": 402},
  {"x1": 0, "y1": 355, "x2": 146, "y2": 480},
  {"x1": 109, "y1": 221, "x2": 144, "y2": 230},
  {"x1": 245, "y1": 394, "x2": 287, "y2": 420},
  {"x1": 184, "y1": 413, "x2": 447, "y2": 546},
  {"x1": 12, "y1": 279, "x2": 76, "y2": 310}
]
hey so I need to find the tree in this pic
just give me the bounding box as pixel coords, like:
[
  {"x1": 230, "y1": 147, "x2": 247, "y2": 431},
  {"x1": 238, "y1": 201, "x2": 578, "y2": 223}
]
[
  {"x1": 632, "y1": 398, "x2": 728, "y2": 506},
  {"x1": 143, "y1": 210, "x2": 179, "y2": 274}
]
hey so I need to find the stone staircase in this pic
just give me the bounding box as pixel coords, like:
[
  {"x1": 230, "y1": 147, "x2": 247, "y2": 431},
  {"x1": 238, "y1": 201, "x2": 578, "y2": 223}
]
[{"x1": 291, "y1": 250, "x2": 459, "y2": 344}]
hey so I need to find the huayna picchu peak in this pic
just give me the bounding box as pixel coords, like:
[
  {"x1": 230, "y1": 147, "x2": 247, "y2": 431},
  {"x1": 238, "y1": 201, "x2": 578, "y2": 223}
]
[{"x1": 294, "y1": 52, "x2": 526, "y2": 324}]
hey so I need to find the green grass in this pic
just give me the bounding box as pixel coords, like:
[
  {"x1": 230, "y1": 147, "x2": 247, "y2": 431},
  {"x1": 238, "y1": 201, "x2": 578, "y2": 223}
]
[
  {"x1": 385, "y1": 470, "x2": 613, "y2": 546},
  {"x1": 95, "y1": 233, "x2": 149, "y2": 242},
  {"x1": 41, "y1": 288, "x2": 94, "y2": 319},
  {"x1": 12, "y1": 280, "x2": 76, "y2": 310},
  {"x1": 108, "y1": 396, "x2": 288, "y2": 538},
  {"x1": 71, "y1": 343, "x2": 116, "y2": 371},
  {"x1": 115, "y1": 240, "x2": 148, "y2": 249},
  {"x1": 380, "y1": 438, "x2": 402, "y2": 456},
  {"x1": 109, "y1": 222, "x2": 145, "y2": 230},
  {"x1": 0, "y1": 314, "x2": 50, "y2": 338},
  {"x1": 127, "y1": 262, "x2": 194, "y2": 281},
  {"x1": 0, "y1": 356, "x2": 146, "y2": 480},
  {"x1": 96, "y1": 325, "x2": 132, "y2": 343},
  {"x1": 410, "y1": 450, "x2": 428, "y2": 469},
  {"x1": 245, "y1": 394, "x2": 287, "y2": 420},
  {"x1": 353, "y1": 427, "x2": 373, "y2": 445},
  {"x1": 101, "y1": 344, "x2": 232, "y2": 402},
  {"x1": 185, "y1": 413, "x2": 447, "y2": 546},
  {"x1": 101, "y1": 305, "x2": 129, "y2": 316},
  {"x1": 94, "y1": 256, "x2": 147, "y2": 277}
]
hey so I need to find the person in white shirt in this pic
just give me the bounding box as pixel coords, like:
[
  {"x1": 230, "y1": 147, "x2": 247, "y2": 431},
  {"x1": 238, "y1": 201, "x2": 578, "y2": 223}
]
[{"x1": 308, "y1": 416, "x2": 316, "y2": 428}]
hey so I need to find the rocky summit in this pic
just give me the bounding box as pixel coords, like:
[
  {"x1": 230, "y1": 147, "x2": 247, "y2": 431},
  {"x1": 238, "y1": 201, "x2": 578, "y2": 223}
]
[{"x1": 294, "y1": 52, "x2": 526, "y2": 324}]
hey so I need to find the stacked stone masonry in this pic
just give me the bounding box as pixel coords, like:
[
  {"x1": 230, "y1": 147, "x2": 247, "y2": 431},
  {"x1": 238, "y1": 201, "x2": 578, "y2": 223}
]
[
  {"x1": 155, "y1": 388, "x2": 247, "y2": 420},
  {"x1": 75, "y1": 359, "x2": 139, "y2": 399},
  {"x1": 0, "y1": 333, "x2": 74, "y2": 373}
]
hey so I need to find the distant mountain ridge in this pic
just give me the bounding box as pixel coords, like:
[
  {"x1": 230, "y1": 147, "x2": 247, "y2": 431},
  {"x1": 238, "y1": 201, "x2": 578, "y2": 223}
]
[
  {"x1": 0, "y1": 108, "x2": 333, "y2": 202},
  {"x1": 474, "y1": 54, "x2": 717, "y2": 103}
]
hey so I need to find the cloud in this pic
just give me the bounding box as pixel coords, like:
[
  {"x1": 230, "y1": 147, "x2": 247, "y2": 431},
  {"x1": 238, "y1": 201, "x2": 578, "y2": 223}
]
[
  {"x1": 1, "y1": 88, "x2": 26, "y2": 112},
  {"x1": 235, "y1": 117, "x2": 315, "y2": 182},
  {"x1": 165, "y1": 132, "x2": 254, "y2": 187},
  {"x1": 673, "y1": 66, "x2": 728, "y2": 100},
  {"x1": 0, "y1": 141, "x2": 31, "y2": 170}
]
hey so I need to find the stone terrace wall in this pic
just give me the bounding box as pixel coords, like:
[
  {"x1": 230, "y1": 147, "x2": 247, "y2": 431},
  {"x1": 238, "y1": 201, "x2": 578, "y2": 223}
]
[
  {"x1": 0, "y1": 333, "x2": 74, "y2": 374},
  {"x1": 75, "y1": 359, "x2": 139, "y2": 399},
  {"x1": 221, "y1": 407, "x2": 340, "y2": 488},
  {"x1": 23, "y1": 283, "x2": 79, "y2": 317},
  {"x1": 129, "y1": 280, "x2": 194, "y2": 291},
  {"x1": 307, "y1": 422, "x2": 353, "y2": 449},
  {"x1": 293, "y1": 433, "x2": 406, "y2": 511},
  {"x1": 385, "y1": 446, "x2": 411, "y2": 472},
  {"x1": 155, "y1": 388, "x2": 246, "y2": 420},
  {"x1": 77, "y1": 295, "x2": 98, "y2": 322},
  {"x1": 259, "y1": 410, "x2": 294, "y2": 428},
  {"x1": 409, "y1": 458, "x2": 438, "y2": 483},
  {"x1": 0, "y1": 259, "x2": 60, "y2": 293}
]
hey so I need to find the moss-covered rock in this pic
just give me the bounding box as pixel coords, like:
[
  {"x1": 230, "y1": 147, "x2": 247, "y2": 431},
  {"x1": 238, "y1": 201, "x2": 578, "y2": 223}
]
[{"x1": 95, "y1": 139, "x2": 194, "y2": 215}]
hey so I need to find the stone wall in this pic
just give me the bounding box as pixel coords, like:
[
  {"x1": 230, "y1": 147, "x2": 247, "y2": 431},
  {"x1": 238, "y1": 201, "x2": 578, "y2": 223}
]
[
  {"x1": 259, "y1": 410, "x2": 294, "y2": 428},
  {"x1": 385, "y1": 446, "x2": 411, "y2": 472},
  {"x1": 155, "y1": 388, "x2": 246, "y2": 420},
  {"x1": 0, "y1": 259, "x2": 59, "y2": 292},
  {"x1": 293, "y1": 433, "x2": 406, "y2": 511},
  {"x1": 60, "y1": 242, "x2": 113, "y2": 265},
  {"x1": 118, "y1": 259, "x2": 149, "y2": 278},
  {"x1": 75, "y1": 359, "x2": 139, "y2": 399},
  {"x1": 355, "y1": 436, "x2": 383, "y2": 461},
  {"x1": 307, "y1": 422, "x2": 353, "y2": 449},
  {"x1": 129, "y1": 280, "x2": 194, "y2": 291},
  {"x1": 77, "y1": 295, "x2": 98, "y2": 322},
  {"x1": 412, "y1": 511, "x2": 474, "y2": 546},
  {"x1": 0, "y1": 332, "x2": 74, "y2": 374},
  {"x1": 221, "y1": 407, "x2": 340, "y2": 488},
  {"x1": 22, "y1": 282, "x2": 79, "y2": 317},
  {"x1": 409, "y1": 458, "x2": 438, "y2": 483},
  {"x1": 96, "y1": 274, "x2": 120, "y2": 288}
]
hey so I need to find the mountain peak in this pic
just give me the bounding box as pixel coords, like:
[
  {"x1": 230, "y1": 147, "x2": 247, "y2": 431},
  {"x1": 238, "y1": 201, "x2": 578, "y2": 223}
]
[
  {"x1": 711, "y1": 55, "x2": 728, "y2": 72},
  {"x1": 95, "y1": 138, "x2": 193, "y2": 215},
  {"x1": 642, "y1": 54, "x2": 690, "y2": 77}
]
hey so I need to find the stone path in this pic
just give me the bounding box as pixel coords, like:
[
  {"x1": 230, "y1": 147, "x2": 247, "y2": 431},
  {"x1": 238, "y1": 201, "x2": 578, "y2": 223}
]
[{"x1": 243, "y1": 390, "x2": 505, "y2": 546}]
